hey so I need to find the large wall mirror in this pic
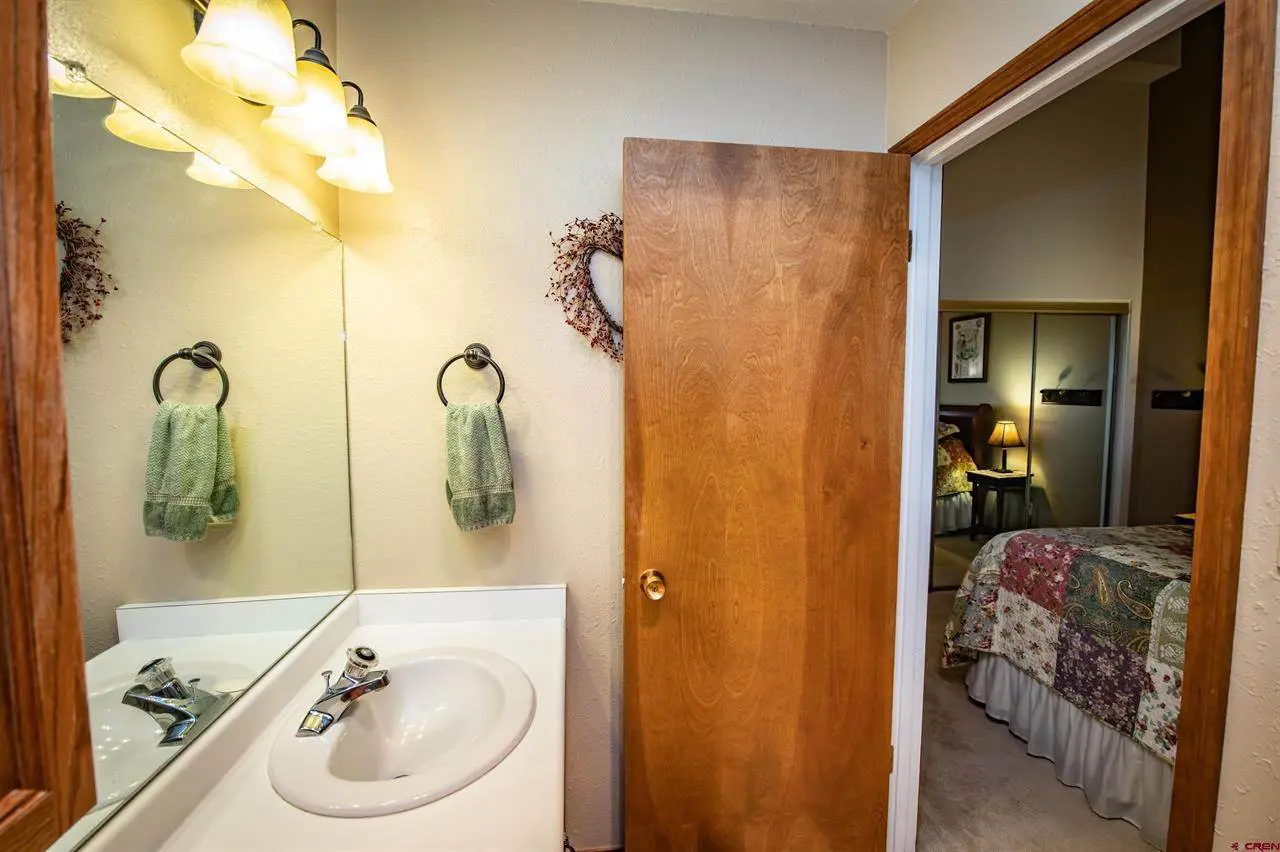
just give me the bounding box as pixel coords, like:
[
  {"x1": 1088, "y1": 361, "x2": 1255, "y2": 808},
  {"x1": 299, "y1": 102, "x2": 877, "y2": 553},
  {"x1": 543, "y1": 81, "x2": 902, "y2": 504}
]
[{"x1": 47, "y1": 3, "x2": 352, "y2": 849}]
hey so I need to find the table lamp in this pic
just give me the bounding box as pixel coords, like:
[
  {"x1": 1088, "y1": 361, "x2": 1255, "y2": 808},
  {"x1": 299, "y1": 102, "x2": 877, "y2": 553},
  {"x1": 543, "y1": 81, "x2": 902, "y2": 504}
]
[{"x1": 987, "y1": 421, "x2": 1024, "y2": 473}]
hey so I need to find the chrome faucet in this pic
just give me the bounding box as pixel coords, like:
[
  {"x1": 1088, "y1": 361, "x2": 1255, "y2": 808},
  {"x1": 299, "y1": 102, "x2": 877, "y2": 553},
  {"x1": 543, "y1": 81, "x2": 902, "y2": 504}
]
[
  {"x1": 121, "y1": 658, "x2": 225, "y2": 747},
  {"x1": 296, "y1": 646, "x2": 390, "y2": 737}
]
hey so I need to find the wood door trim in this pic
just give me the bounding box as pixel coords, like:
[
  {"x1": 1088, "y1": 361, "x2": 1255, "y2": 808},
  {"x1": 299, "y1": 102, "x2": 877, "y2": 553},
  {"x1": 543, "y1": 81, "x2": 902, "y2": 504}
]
[
  {"x1": 1169, "y1": 0, "x2": 1276, "y2": 847},
  {"x1": 938, "y1": 299, "x2": 1131, "y2": 315},
  {"x1": 890, "y1": 0, "x2": 1152, "y2": 155},
  {"x1": 0, "y1": 0, "x2": 97, "y2": 846}
]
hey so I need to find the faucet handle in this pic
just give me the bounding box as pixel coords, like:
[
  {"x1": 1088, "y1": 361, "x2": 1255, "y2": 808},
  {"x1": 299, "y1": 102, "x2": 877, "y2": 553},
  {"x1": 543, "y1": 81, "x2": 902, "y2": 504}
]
[
  {"x1": 136, "y1": 658, "x2": 176, "y2": 690},
  {"x1": 343, "y1": 647, "x2": 378, "y2": 680},
  {"x1": 135, "y1": 658, "x2": 194, "y2": 701}
]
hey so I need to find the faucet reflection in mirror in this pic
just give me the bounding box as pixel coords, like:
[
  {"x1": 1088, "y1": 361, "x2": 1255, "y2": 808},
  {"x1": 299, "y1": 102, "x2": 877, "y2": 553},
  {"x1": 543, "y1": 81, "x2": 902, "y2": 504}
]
[
  {"x1": 122, "y1": 658, "x2": 230, "y2": 746},
  {"x1": 297, "y1": 647, "x2": 390, "y2": 737}
]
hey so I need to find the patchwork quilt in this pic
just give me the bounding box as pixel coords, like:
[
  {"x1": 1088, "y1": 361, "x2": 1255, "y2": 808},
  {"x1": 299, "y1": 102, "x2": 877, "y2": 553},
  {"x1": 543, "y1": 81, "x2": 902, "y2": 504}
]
[{"x1": 942, "y1": 525, "x2": 1193, "y2": 764}]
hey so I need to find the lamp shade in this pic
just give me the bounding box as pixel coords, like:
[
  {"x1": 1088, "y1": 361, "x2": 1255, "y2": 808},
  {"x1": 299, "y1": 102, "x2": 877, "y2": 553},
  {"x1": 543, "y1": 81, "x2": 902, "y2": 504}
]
[
  {"x1": 103, "y1": 101, "x2": 194, "y2": 153},
  {"x1": 180, "y1": 0, "x2": 303, "y2": 107},
  {"x1": 987, "y1": 420, "x2": 1025, "y2": 449},
  {"x1": 48, "y1": 56, "x2": 109, "y2": 99},
  {"x1": 262, "y1": 57, "x2": 354, "y2": 157},
  {"x1": 187, "y1": 152, "x2": 253, "y2": 189},
  {"x1": 317, "y1": 112, "x2": 392, "y2": 194}
]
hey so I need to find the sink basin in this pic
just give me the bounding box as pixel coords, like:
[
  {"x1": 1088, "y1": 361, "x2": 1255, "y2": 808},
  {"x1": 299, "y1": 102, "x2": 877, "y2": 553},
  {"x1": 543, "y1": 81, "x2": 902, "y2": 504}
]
[
  {"x1": 268, "y1": 647, "x2": 536, "y2": 817},
  {"x1": 87, "y1": 659, "x2": 252, "y2": 810}
]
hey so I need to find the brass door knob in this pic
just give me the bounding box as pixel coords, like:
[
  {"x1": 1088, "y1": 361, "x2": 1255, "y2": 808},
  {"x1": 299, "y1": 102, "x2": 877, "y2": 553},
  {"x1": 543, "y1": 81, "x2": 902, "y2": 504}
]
[{"x1": 640, "y1": 569, "x2": 667, "y2": 601}]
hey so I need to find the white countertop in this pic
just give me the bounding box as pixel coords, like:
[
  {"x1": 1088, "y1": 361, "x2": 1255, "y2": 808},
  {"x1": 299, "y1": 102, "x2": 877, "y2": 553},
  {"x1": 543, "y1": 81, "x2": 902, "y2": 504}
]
[{"x1": 152, "y1": 598, "x2": 566, "y2": 851}]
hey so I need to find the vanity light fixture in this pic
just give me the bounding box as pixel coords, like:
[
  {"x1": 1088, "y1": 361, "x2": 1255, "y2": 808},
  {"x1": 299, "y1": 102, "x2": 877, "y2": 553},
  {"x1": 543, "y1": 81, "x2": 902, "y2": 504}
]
[
  {"x1": 317, "y1": 82, "x2": 394, "y2": 195},
  {"x1": 187, "y1": 152, "x2": 253, "y2": 189},
  {"x1": 103, "y1": 101, "x2": 195, "y2": 153},
  {"x1": 181, "y1": 0, "x2": 303, "y2": 107},
  {"x1": 261, "y1": 20, "x2": 354, "y2": 158},
  {"x1": 48, "y1": 56, "x2": 109, "y2": 99}
]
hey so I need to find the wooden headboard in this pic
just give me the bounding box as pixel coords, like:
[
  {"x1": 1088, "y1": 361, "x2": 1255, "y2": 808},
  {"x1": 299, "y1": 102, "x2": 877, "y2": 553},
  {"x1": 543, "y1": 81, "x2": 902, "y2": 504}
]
[{"x1": 938, "y1": 403, "x2": 995, "y2": 469}]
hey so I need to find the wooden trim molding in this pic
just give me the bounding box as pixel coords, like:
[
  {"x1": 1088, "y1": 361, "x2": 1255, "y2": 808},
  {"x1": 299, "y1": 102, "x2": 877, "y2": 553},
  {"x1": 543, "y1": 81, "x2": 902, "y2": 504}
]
[
  {"x1": 938, "y1": 299, "x2": 1131, "y2": 315},
  {"x1": 890, "y1": 0, "x2": 1152, "y2": 155},
  {"x1": 1169, "y1": 0, "x2": 1276, "y2": 847},
  {"x1": 0, "y1": 0, "x2": 96, "y2": 848}
]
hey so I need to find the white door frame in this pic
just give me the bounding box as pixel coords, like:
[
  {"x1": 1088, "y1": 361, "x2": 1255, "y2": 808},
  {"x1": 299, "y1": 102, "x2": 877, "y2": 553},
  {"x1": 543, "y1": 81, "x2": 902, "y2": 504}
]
[{"x1": 887, "y1": 0, "x2": 1220, "y2": 847}]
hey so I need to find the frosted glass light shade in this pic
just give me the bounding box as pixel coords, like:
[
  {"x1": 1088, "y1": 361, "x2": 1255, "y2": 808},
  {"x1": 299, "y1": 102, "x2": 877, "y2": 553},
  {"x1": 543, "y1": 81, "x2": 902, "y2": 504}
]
[
  {"x1": 317, "y1": 115, "x2": 393, "y2": 194},
  {"x1": 180, "y1": 0, "x2": 303, "y2": 107},
  {"x1": 262, "y1": 60, "x2": 354, "y2": 157},
  {"x1": 48, "y1": 56, "x2": 109, "y2": 99},
  {"x1": 103, "y1": 101, "x2": 194, "y2": 153},
  {"x1": 187, "y1": 153, "x2": 252, "y2": 189}
]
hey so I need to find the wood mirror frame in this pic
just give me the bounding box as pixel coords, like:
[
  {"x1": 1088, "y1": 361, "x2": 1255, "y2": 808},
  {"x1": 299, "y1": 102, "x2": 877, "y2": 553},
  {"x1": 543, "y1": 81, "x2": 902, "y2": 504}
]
[{"x1": 0, "y1": 1, "x2": 97, "y2": 848}]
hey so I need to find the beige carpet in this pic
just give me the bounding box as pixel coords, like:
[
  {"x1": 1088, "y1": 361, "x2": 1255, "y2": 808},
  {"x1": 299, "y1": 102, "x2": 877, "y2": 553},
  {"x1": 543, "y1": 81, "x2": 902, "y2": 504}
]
[
  {"x1": 918, "y1": 591, "x2": 1155, "y2": 851},
  {"x1": 932, "y1": 534, "x2": 983, "y2": 589}
]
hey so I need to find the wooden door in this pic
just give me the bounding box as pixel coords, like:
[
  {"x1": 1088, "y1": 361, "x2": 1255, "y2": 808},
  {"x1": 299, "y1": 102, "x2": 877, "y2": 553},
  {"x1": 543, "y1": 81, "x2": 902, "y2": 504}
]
[
  {"x1": 0, "y1": 1, "x2": 97, "y2": 849},
  {"x1": 623, "y1": 138, "x2": 910, "y2": 850}
]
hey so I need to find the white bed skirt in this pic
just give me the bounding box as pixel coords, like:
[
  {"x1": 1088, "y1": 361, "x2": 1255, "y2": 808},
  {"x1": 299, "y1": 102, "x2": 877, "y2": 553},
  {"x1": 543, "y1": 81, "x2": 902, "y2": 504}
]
[
  {"x1": 934, "y1": 491, "x2": 972, "y2": 535},
  {"x1": 967, "y1": 654, "x2": 1172, "y2": 850}
]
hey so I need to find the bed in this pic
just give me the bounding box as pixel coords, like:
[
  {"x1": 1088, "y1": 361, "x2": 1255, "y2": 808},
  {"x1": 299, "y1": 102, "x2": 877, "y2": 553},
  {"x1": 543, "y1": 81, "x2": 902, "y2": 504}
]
[
  {"x1": 942, "y1": 524, "x2": 1194, "y2": 849},
  {"x1": 934, "y1": 404, "x2": 993, "y2": 534}
]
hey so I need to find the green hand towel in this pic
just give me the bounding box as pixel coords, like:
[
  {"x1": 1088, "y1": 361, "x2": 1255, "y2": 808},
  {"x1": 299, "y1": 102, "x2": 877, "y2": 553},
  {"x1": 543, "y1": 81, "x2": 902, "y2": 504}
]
[
  {"x1": 144, "y1": 401, "x2": 238, "y2": 541},
  {"x1": 445, "y1": 403, "x2": 515, "y2": 531}
]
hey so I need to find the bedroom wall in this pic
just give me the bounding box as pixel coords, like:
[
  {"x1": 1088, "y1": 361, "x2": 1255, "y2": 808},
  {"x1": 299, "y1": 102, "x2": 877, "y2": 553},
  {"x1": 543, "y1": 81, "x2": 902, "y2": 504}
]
[
  {"x1": 938, "y1": 75, "x2": 1151, "y2": 525},
  {"x1": 333, "y1": 2, "x2": 887, "y2": 847},
  {"x1": 937, "y1": 312, "x2": 1033, "y2": 473},
  {"x1": 1128, "y1": 10, "x2": 1222, "y2": 526}
]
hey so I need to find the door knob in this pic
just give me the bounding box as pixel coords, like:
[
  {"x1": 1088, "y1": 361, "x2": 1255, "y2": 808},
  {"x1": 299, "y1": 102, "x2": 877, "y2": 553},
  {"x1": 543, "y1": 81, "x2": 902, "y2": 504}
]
[{"x1": 640, "y1": 569, "x2": 667, "y2": 601}]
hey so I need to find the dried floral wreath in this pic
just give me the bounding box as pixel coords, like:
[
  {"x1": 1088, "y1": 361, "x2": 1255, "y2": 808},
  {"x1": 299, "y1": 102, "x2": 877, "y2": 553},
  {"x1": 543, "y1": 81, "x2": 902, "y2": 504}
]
[
  {"x1": 57, "y1": 201, "x2": 115, "y2": 343},
  {"x1": 547, "y1": 212, "x2": 623, "y2": 362}
]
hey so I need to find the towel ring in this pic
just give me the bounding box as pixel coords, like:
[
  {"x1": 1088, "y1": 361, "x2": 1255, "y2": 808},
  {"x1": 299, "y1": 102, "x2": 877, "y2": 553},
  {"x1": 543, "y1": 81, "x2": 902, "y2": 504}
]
[
  {"x1": 153, "y1": 341, "x2": 230, "y2": 409},
  {"x1": 437, "y1": 343, "x2": 505, "y2": 406}
]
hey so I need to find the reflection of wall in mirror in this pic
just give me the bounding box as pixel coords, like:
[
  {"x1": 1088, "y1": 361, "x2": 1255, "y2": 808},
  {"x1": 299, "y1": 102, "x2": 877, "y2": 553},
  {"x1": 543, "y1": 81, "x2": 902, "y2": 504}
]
[
  {"x1": 53, "y1": 95, "x2": 353, "y2": 659},
  {"x1": 47, "y1": 0, "x2": 340, "y2": 235}
]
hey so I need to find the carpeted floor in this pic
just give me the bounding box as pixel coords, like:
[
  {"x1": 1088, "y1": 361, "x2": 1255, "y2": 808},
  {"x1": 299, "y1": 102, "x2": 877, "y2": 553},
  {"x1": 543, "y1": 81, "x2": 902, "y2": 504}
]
[
  {"x1": 931, "y1": 534, "x2": 983, "y2": 589},
  {"x1": 918, "y1": 591, "x2": 1155, "y2": 851}
]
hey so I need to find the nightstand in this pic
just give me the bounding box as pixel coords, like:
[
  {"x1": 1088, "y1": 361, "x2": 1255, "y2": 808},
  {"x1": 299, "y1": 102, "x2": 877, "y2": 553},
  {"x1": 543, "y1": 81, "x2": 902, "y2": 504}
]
[{"x1": 968, "y1": 469, "x2": 1030, "y2": 539}]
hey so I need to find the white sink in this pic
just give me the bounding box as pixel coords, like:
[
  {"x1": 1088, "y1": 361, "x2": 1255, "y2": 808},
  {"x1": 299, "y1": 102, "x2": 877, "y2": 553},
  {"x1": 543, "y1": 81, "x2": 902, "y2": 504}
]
[
  {"x1": 268, "y1": 647, "x2": 536, "y2": 817},
  {"x1": 87, "y1": 659, "x2": 252, "y2": 810}
]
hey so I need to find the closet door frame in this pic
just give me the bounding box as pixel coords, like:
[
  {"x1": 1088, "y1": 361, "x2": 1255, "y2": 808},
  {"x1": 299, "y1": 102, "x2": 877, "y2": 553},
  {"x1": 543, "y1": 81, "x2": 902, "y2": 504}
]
[
  {"x1": 0, "y1": 0, "x2": 97, "y2": 848},
  {"x1": 890, "y1": 1, "x2": 1274, "y2": 851}
]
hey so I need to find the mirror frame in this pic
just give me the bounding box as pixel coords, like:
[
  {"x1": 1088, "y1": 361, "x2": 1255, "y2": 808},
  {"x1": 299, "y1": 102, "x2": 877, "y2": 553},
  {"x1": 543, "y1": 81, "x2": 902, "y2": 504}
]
[{"x1": 0, "y1": 0, "x2": 98, "y2": 847}]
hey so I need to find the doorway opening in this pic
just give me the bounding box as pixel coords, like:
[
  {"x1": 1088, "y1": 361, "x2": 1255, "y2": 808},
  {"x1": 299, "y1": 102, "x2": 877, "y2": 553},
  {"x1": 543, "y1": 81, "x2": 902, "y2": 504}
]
[{"x1": 889, "y1": 1, "x2": 1268, "y2": 850}]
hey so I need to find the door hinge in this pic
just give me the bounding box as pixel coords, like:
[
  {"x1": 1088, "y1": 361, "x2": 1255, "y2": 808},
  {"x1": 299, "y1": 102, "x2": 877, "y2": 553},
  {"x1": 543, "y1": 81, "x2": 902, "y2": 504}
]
[
  {"x1": 890, "y1": 744, "x2": 895, "y2": 774},
  {"x1": 908, "y1": 230, "x2": 914, "y2": 262}
]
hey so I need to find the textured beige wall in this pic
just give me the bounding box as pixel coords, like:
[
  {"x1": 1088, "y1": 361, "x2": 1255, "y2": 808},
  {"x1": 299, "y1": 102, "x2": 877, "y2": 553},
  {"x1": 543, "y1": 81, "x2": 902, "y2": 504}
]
[
  {"x1": 335, "y1": 1, "x2": 886, "y2": 846},
  {"x1": 54, "y1": 97, "x2": 352, "y2": 659},
  {"x1": 886, "y1": 0, "x2": 1092, "y2": 145},
  {"x1": 48, "y1": 0, "x2": 341, "y2": 235}
]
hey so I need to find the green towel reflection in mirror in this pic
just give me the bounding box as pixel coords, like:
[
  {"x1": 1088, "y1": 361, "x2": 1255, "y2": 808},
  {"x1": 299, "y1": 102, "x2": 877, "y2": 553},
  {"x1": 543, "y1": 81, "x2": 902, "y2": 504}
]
[{"x1": 144, "y1": 401, "x2": 238, "y2": 541}]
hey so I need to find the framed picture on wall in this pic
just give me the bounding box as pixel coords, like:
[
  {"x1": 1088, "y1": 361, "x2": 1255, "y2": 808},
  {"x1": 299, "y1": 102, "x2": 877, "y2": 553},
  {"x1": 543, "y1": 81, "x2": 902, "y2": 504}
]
[{"x1": 948, "y1": 313, "x2": 990, "y2": 383}]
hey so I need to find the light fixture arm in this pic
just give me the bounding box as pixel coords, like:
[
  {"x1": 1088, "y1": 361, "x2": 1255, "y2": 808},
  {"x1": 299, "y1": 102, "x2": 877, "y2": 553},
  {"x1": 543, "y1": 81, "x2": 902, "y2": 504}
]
[
  {"x1": 342, "y1": 81, "x2": 376, "y2": 124},
  {"x1": 292, "y1": 19, "x2": 336, "y2": 72},
  {"x1": 293, "y1": 19, "x2": 323, "y2": 52}
]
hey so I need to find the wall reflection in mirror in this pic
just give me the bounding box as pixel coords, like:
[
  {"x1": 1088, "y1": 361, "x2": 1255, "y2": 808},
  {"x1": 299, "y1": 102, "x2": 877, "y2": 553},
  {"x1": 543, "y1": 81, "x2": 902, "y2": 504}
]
[{"x1": 49, "y1": 53, "x2": 352, "y2": 852}]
